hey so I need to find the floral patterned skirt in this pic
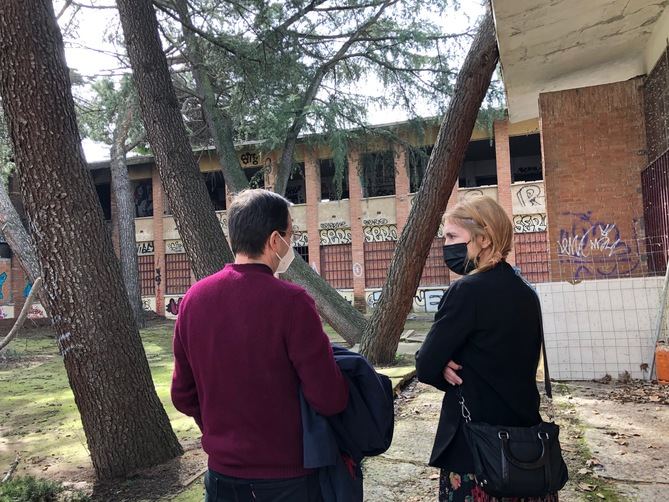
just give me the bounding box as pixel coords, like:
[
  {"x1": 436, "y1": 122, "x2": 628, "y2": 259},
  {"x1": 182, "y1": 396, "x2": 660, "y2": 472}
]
[{"x1": 439, "y1": 470, "x2": 559, "y2": 502}]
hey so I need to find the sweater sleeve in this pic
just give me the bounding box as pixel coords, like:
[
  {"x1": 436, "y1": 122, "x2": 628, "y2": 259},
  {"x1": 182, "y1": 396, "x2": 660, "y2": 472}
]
[
  {"x1": 416, "y1": 279, "x2": 476, "y2": 391},
  {"x1": 171, "y1": 314, "x2": 203, "y2": 430},
  {"x1": 285, "y1": 291, "x2": 349, "y2": 416}
]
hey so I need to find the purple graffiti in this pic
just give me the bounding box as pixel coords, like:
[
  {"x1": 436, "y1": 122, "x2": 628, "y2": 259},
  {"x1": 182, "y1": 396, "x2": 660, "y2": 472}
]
[
  {"x1": 557, "y1": 212, "x2": 640, "y2": 279},
  {"x1": 166, "y1": 297, "x2": 182, "y2": 316}
]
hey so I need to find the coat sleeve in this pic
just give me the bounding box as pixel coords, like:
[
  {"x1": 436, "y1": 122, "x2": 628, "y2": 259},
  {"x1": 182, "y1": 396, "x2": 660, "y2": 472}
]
[
  {"x1": 171, "y1": 310, "x2": 203, "y2": 430},
  {"x1": 416, "y1": 279, "x2": 476, "y2": 391},
  {"x1": 285, "y1": 291, "x2": 349, "y2": 416}
]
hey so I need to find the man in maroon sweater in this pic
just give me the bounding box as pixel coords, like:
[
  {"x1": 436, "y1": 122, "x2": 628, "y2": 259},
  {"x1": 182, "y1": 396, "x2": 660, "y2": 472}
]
[{"x1": 171, "y1": 189, "x2": 349, "y2": 501}]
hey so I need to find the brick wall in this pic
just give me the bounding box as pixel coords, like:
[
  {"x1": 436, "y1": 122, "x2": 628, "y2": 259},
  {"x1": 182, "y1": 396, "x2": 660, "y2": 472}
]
[{"x1": 539, "y1": 78, "x2": 648, "y2": 281}]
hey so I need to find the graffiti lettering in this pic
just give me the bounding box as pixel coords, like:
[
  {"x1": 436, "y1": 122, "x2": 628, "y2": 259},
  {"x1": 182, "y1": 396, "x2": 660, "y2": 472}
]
[
  {"x1": 167, "y1": 240, "x2": 185, "y2": 254},
  {"x1": 320, "y1": 221, "x2": 347, "y2": 230},
  {"x1": 320, "y1": 228, "x2": 352, "y2": 245},
  {"x1": 513, "y1": 214, "x2": 547, "y2": 233},
  {"x1": 166, "y1": 297, "x2": 182, "y2": 316},
  {"x1": 516, "y1": 184, "x2": 544, "y2": 207},
  {"x1": 292, "y1": 232, "x2": 308, "y2": 247},
  {"x1": 363, "y1": 224, "x2": 398, "y2": 242},
  {"x1": 557, "y1": 212, "x2": 640, "y2": 279},
  {"x1": 136, "y1": 241, "x2": 155, "y2": 255},
  {"x1": 239, "y1": 152, "x2": 260, "y2": 166},
  {"x1": 362, "y1": 218, "x2": 389, "y2": 226}
]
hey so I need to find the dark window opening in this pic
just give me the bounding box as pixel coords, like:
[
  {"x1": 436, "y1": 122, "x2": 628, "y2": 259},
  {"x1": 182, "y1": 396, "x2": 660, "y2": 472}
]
[
  {"x1": 361, "y1": 151, "x2": 395, "y2": 197},
  {"x1": 409, "y1": 145, "x2": 434, "y2": 193},
  {"x1": 510, "y1": 134, "x2": 543, "y2": 182},
  {"x1": 294, "y1": 245, "x2": 309, "y2": 263},
  {"x1": 245, "y1": 166, "x2": 265, "y2": 189},
  {"x1": 459, "y1": 139, "x2": 497, "y2": 188},
  {"x1": 95, "y1": 183, "x2": 112, "y2": 221},
  {"x1": 286, "y1": 163, "x2": 306, "y2": 204},
  {"x1": 320, "y1": 159, "x2": 349, "y2": 201},
  {"x1": 203, "y1": 171, "x2": 227, "y2": 210},
  {"x1": 132, "y1": 179, "x2": 154, "y2": 217}
]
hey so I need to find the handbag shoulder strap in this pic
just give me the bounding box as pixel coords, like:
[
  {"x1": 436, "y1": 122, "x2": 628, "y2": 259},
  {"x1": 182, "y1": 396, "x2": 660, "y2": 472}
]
[{"x1": 534, "y1": 290, "x2": 552, "y2": 399}]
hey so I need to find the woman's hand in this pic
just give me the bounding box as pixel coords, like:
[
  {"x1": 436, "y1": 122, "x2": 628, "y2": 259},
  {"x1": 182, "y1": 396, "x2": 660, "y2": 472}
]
[{"x1": 443, "y1": 360, "x2": 463, "y2": 386}]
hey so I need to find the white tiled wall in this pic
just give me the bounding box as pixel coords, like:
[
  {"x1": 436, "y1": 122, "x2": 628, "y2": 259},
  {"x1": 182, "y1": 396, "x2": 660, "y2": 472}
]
[{"x1": 537, "y1": 277, "x2": 664, "y2": 380}]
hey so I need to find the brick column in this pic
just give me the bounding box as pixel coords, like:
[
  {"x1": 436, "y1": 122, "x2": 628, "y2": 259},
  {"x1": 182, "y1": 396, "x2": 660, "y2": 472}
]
[
  {"x1": 151, "y1": 165, "x2": 166, "y2": 316},
  {"x1": 347, "y1": 149, "x2": 366, "y2": 312},
  {"x1": 10, "y1": 258, "x2": 25, "y2": 316},
  {"x1": 394, "y1": 144, "x2": 410, "y2": 233},
  {"x1": 304, "y1": 149, "x2": 321, "y2": 273},
  {"x1": 494, "y1": 120, "x2": 516, "y2": 265}
]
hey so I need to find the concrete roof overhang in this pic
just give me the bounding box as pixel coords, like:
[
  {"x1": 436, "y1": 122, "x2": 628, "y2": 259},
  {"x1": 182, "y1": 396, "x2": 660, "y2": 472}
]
[{"x1": 491, "y1": 0, "x2": 669, "y2": 121}]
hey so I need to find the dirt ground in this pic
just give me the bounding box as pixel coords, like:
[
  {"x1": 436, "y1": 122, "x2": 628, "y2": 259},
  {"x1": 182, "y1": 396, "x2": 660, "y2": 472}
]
[{"x1": 3, "y1": 321, "x2": 668, "y2": 501}]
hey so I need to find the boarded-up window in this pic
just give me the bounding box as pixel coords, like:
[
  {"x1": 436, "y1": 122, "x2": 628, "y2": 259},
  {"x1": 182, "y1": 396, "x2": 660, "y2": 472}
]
[
  {"x1": 165, "y1": 253, "x2": 192, "y2": 294},
  {"x1": 138, "y1": 254, "x2": 155, "y2": 296},
  {"x1": 420, "y1": 238, "x2": 450, "y2": 287},
  {"x1": 320, "y1": 244, "x2": 353, "y2": 289},
  {"x1": 514, "y1": 232, "x2": 550, "y2": 283},
  {"x1": 364, "y1": 241, "x2": 395, "y2": 288}
]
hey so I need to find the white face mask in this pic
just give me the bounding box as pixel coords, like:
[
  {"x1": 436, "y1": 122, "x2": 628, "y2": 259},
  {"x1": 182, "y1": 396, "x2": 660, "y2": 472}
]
[{"x1": 275, "y1": 235, "x2": 295, "y2": 274}]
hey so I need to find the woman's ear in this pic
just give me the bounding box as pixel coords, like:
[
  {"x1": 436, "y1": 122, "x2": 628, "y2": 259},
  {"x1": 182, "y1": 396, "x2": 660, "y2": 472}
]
[{"x1": 478, "y1": 232, "x2": 492, "y2": 250}]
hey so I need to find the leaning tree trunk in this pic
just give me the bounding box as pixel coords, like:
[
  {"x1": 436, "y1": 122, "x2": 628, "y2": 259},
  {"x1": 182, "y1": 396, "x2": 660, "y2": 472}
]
[
  {"x1": 0, "y1": 182, "x2": 40, "y2": 282},
  {"x1": 0, "y1": 181, "x2": 51, "y2": 309},
  {"x1": 110, "y1": 105, "x2": 145, "y2": 328},
  {"x1": 359, "y1": 8, "x2": 499, "y2": 364},
  {"x1": 0, "y1": 0, "x2": 183, "y2": 479},
  {"x1": 116, "y1": 0, "x2": 233, "y2": 281},
  {"x1": 174, "y1": 0, "x2": 366, "y2": 343}
]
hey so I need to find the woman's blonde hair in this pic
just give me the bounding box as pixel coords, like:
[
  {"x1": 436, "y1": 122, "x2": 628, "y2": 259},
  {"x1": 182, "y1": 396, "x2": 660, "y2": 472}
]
[{"x1": 444, "y1": 196, "x2": 513, "y2": 273}]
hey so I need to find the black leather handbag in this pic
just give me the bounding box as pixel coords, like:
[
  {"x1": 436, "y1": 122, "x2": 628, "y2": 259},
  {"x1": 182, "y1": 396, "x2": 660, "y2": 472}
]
[{"x1": 458, "y1": 293, "x2": 569, "y2": 498}]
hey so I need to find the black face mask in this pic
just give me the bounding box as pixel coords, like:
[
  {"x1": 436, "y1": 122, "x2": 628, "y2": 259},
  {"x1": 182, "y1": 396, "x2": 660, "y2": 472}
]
[{"x1": 443, "y1": 242, "x2": 476, "y2": 275}]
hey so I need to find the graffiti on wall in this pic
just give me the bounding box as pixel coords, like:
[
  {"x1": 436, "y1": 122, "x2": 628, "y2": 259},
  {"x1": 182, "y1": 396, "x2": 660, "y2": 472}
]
[
  {"x1": 0, "y1": 272, "x2": 7, "y2": 300},
  {"x1": 363, "y1": 225, "x2": 398, "y2": 242},
  {"x1": 514, "y1": 214, "x2": 547, "y2": 233},
  {"x1": 556, "y1": 212, "x2": 640, "y2": 279},
  {"x1": 217, "y1": 212, "x2": 229, "y2": 234},
  {"x1": 320, "y1": 221, "x2": 352, "y2": 245},
  {"x1": 142, "y1": 297, "x2": 156, "y2": 312},
  {"x1": 166, "y1": 240, "x2": 185, "y2": 254},
  {"x1": 367, "y1": 287, "x2": 448, "y2": 313},
  {"x1": 413, "y1": 288, "x2": 447, "y2": 313},
  {"x1": 166, "y1": 297, "x2": 183, "y2": 316},
  {"x1": 291, "y1": 223, "x2": 308, "y2": 247},
  {"x1": 136, "y1": 241, "x2": 155, "y2": 255},
  {"x1": 515, "y1": 184, "x2": 545, "y2": 208}
]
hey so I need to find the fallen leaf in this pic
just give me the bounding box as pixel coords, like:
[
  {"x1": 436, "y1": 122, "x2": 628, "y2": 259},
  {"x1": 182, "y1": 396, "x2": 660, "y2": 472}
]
[
  {"x1": 596, "y1": 494, "x2": 606, "y2": 499},
  {"x1": 578, "y1": 468, "x2": 590, "y2": 475},
  {"x1": 429, "y1": 473, "x2": 439, "y2": 480},
  {"x1": 577, "y1": 483, "x2": 596, "y2": 492}
]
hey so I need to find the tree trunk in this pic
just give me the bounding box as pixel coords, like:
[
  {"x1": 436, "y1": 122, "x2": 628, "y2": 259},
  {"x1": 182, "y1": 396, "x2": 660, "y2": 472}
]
[
  {"x1": 0, "y1": 0, "x2": 183, "y2": 479},
  {"x1": 116, "y1": 0, "x2": 233, "y2": 281},
  {"x1": 359, "y1": 8, "x2": 499, "y2": 364},
  {"x1": 110, "y1": 105, "x2": 145, "y2": 328},
  {"x1": 282, "y1": 256, "x2": 366, "y2": 345},
  {"x1": 173, "y1": 0, "x2": 367, "y2": 343},
  {"x1": 0, "y1": 182, "x2": 40, "y2": 282}
]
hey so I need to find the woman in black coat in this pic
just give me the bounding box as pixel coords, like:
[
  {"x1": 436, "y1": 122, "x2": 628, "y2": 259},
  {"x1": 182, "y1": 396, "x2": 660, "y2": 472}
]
[{"x1": 416, "y1": 196, "x2": 558, "y2": 502}]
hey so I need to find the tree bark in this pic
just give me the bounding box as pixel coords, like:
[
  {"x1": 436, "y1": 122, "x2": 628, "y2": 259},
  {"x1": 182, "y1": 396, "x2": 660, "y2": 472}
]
[
  {"x1": 110, "y1": 105, "x2": 145, "y2": 328},
  {"x1": 0, "y1": 182, "x2": 40, "y2": 282},
  {"x1": 359, "y1": 8, "x2": 499, "y2": 364},
  {"x1": 0, "y1": 0, "x2": 183, "y2": 479},
  {"x1": 116, "y1": 0, "x2": 233, "y2": 281},
  {"x1": 173, "y1": 0, "x2": 367, "y2": 344}
]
